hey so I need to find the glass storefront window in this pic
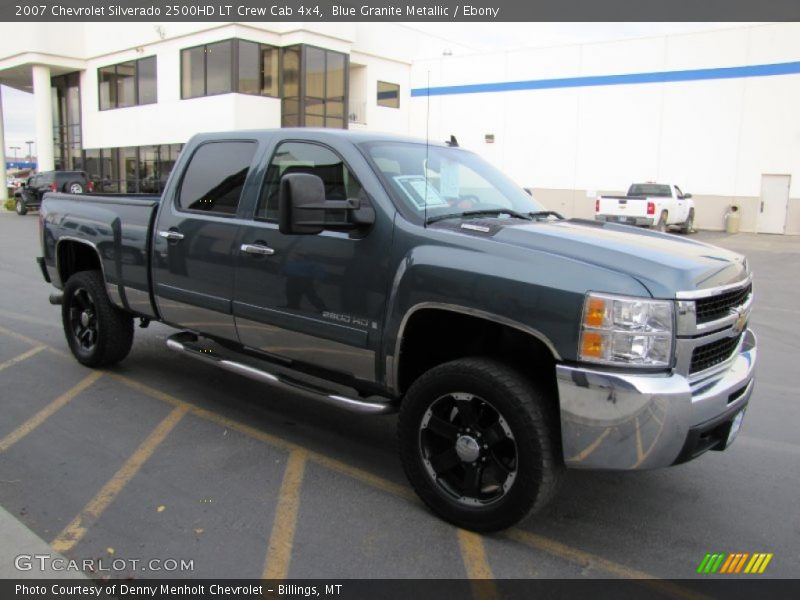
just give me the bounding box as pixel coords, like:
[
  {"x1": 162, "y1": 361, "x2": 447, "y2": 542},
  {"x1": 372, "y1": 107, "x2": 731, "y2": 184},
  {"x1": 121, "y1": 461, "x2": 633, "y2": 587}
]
[{"x1": 83, "y1": 144, "x2": 183, "y2": 194}]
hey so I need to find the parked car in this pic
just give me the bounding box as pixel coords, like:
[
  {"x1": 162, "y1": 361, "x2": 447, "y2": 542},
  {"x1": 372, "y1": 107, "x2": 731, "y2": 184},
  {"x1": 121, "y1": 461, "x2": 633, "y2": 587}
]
[
  {"x1": 38, "y1": 130, "x2": 755, "y2": 531},
  {"x1": 14, "y1": 170, "x2": 92, "y2": 215},
  {"x1": 595, "y1": 182, "x2": 695, "y2": 232}
]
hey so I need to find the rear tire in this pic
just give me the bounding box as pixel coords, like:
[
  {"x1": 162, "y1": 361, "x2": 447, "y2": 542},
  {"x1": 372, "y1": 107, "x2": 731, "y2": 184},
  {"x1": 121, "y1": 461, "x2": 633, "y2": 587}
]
[
  {"x1": 655, "y1": 210, "x2": 668, "y2": 232},
  {"x1": 15, "y1": 199, "x2": 27, "y2": 215},
  {"x1": 398, "y1": 357, "x2": 562, "y2": 532},
  {"x1": 680, "y1": 209, "x2": 695, "y2": 234},
  {"x1": 62, "y1": 270, "x2": 134, "y2": 367}
]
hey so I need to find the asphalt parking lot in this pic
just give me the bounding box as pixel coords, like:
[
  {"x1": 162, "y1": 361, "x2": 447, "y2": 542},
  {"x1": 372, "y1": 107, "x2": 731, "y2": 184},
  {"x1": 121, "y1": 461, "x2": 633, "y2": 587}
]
[{"x1": 0, "y1": 209, "x2": 798, "y2": 585}]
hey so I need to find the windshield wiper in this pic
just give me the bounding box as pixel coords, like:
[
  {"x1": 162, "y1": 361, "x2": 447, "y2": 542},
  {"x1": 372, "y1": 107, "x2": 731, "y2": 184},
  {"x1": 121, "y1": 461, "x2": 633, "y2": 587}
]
[
  {"x1": 528, "y1": 211, "x2": 564, "y2": 220},
  {"x1": 426, "y1": 209, "x2": 533, "y2": 225}
]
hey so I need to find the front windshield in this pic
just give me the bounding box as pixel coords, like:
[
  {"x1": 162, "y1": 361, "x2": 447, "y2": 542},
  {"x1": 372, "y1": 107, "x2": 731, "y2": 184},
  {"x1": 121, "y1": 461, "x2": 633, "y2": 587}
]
[{"x1": 361, "y1": 141, "x2": 545, "y2": 222}]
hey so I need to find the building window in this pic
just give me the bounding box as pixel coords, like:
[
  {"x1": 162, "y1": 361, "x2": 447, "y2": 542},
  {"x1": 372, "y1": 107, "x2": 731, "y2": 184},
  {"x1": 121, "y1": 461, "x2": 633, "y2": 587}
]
[
  {"x1": 377, "y1": 81, "x2": 400, "y2": 108},
  {"x1": 84, "y1": 144, "x2": 182, "y2": 194},
  {"x1": 206, "y1": 40, "x2": 232, "y2": 95},
  {"x1": 178, "y1": 141, "x2": 257, "y2": 215},
  {"x1": 281, "y1": 45, "x2": 348, "y2": 129},
  {"x1": 181, "y1": 39, "x2": 280, "y2": 99},
  {"x1": 98, "y1": 56, "x2": 157, "y2": 110}
]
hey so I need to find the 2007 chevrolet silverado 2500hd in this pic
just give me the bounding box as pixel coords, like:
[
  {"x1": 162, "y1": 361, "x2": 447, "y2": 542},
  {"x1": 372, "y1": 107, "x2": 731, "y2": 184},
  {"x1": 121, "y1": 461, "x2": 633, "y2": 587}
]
[
  {"x1": 596, "y1": 182, "x2": 695, "y2": 232},
  {"x1": 37, "y1": 129, "x2": 756, "y2": 531}
]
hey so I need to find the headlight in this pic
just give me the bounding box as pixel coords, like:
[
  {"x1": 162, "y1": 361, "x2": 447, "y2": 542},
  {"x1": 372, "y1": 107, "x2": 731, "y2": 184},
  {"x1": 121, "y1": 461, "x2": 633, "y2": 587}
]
[{"x1": 579, "y1": 293, "x2": 674, "y2": 367}]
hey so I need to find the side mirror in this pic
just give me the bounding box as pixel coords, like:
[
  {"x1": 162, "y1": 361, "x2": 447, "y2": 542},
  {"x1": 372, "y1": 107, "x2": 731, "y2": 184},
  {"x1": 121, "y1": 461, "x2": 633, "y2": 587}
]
[
  {"x1": 278, "y1": 173, "x2": 375, "y2": 235},
  {"x1": 683, "y1": 193, "x2": 692, "y2": 199}
]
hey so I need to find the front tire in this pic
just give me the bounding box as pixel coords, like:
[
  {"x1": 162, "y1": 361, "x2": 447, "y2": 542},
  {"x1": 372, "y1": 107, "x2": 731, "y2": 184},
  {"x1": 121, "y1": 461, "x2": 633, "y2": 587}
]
[
  {"x1": 62, "y1": 270, "x2": 134, "y2": 367},
  {"x1": 398, "y1": 358, "x2": 562, "y2": 532},
  {"x1": 15, "y1": 199, "x2": 27, "y2": 215}
]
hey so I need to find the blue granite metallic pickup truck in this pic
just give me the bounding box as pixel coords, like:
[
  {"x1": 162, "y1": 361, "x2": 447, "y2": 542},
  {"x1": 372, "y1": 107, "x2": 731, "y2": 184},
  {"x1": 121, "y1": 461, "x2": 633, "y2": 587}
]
[{"x1": 37, "y1": 129, "x2": 756, "y2": 531}]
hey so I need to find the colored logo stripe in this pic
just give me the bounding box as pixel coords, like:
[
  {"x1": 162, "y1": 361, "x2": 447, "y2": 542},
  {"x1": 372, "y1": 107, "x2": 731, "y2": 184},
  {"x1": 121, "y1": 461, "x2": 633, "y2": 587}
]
[
  {"x1": 411, "y1": 61, "x2": 800, "y2": 97},
  {"x1": 697, "y1": 552, "x2": 773, "y2": 574}
]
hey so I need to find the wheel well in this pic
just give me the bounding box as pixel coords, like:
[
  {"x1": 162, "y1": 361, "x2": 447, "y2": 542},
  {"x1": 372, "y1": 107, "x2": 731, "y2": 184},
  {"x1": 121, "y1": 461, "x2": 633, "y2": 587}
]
[
  {"x1": 57, "y1": 241, "x2": 102, "y2": 285},
  {"x1": 397, "y1": 309, "x2": 557, "y2": 396}
]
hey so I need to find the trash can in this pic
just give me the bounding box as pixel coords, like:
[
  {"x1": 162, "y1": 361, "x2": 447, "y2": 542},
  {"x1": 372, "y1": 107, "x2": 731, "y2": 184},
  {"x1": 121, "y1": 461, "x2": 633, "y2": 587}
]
[{"x1": 724, "y1": 205, "x2": 740, "y2": 234}]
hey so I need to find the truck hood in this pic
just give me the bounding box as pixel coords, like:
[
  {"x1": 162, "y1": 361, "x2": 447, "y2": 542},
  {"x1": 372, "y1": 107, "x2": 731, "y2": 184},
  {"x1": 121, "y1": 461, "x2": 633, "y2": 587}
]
[{"x1": 491, "y1": 219, "x2": 748, "y2": 297}]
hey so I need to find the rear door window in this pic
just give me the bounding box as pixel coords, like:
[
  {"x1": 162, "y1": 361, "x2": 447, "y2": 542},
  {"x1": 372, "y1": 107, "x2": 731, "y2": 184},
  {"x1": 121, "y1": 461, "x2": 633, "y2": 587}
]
[{"x1": 177, "y1": 141, "x2": 257, "y2": 216}]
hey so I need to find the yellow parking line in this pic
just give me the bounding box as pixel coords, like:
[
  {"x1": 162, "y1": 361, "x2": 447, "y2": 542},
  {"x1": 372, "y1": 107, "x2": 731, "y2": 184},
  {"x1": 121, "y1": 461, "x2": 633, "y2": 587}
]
[
  {"x1": 457, "y1": 529, "x2": 499, "y2": 600},
  {"x1": 0, "y1": 326, "x2": 693, "y2": 584},
  {"x1": 568, "y1": 428, "x2": 611, "y2": 463},
  {"x1": 263, "y1": 449, "x2": 307, "y2": 580},
  {"x1": 1, "y1": 311, "x2": 54, "y2": 327},
  {"x1": 504, "y1": 530, "x2": 711, "y2": 600},
  {"x1": 51, "y1": 405, "x2": 188, "y2": 553},
  {"x1": 457, "y1": 529, "x2": 495, "y2": 578},
  {"x1": 0, "y1": 371, "x2": 102, "y2": 453},
  {"x1": 634, "y1": 417, "x2": 644, "y2": 463},
  {"x1": 0, "y1": 345, "x2": 46, "y2": 372},
  {"x1": 112, "y1": 373, "x2": 417, "y2": 502}
]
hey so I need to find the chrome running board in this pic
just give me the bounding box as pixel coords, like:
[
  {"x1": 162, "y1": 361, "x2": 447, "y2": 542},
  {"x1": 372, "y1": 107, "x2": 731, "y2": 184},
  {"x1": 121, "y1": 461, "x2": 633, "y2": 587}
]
[{"x1": 165, "y1": 332, "x2": 396, "y2": 415}]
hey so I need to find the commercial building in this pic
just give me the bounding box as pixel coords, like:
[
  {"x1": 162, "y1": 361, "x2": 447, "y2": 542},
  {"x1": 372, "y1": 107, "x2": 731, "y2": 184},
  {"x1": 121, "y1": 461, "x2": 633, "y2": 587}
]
[{"x1": 1, "y1": 22, "x2": 798, "y2": 233}]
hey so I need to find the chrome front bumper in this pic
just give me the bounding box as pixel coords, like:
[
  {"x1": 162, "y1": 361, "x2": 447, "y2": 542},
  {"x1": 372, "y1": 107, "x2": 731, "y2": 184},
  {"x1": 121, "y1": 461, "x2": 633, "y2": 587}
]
[{"x1": 556, "y1": 329, "x2": 756, "y2": 470}]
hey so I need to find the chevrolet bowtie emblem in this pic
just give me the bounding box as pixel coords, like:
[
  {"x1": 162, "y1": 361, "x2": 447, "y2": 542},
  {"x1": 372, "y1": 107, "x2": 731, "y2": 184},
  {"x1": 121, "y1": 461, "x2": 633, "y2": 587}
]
[{"x1": 731, "y1": 307, "x2": 748, "y2": 335}]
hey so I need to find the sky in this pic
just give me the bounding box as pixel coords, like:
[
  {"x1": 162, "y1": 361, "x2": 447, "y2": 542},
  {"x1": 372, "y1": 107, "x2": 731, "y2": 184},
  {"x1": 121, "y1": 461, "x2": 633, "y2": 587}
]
[{"x1": 2, "y1": 22, "x2": 760, "y2": 155}]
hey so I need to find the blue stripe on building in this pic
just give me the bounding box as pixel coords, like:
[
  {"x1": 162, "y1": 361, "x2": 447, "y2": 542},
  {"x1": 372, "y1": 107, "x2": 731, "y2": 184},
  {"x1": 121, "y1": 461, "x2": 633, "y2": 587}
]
[{"x1": 410, "y1": 60, "x2": 800, "y2": 97}]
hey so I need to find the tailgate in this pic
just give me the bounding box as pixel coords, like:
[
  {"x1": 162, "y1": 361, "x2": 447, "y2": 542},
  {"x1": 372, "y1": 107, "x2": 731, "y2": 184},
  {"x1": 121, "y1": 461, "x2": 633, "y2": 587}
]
[{"x1": 598, "y1": 196, "x2": 649, "y2": 217}]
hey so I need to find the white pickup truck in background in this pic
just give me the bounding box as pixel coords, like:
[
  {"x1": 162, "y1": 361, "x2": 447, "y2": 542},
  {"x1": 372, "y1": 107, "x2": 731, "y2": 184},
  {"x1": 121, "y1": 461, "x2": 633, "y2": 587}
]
[{"x1": 595, "y1": 183, "x2": 695, "y2": 233}]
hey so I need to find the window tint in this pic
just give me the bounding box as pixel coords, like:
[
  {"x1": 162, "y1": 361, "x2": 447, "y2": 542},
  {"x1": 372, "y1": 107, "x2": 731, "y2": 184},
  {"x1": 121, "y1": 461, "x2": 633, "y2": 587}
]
[
  {"x1": 238, "y1": 40, "x2": 260, "y2": 94},
  {"x1": 181, "y1": 46, "x2": 205, "y2": 99},
  {"x1": 377, "y1": 81, "x2": 400, "y2": 108},
  {"x1": 257, "y1": 142, "x2": 363, "y2": 221},
  {"x1": 98, "y1": 57, "x2": 157, "y2": 110},
  {"x1": 206, "y1": 40, "x2": 233, "y2": 95},
  {"x1": 178, "y1": 142, "x2": 256, "y2": 215},
  {"x1": 98, "y1": 66, "x2": 116, "y2": 110},
  {"x1": 137, "y1": 56, "x2": 157, "y2": 104},
  {"x1": 116, "y1": 61, "x2": 136, "y2": 108}
]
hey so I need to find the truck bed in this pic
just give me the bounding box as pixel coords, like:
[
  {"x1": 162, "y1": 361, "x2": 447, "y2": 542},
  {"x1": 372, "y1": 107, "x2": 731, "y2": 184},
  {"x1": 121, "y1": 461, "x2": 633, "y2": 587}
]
[{"x1": 40, "y1": 192, "x2": 162, "y2": 318}]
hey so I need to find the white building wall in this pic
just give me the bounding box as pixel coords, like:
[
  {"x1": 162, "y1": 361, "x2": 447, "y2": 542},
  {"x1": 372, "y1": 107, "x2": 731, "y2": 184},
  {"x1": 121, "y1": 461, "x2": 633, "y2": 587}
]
[
  {"x1": 410, "y1": 22, "x2": 800, "y2": 233},
  {"x1": 74, "y1": 22, "x2": 413, "y2": 148}
]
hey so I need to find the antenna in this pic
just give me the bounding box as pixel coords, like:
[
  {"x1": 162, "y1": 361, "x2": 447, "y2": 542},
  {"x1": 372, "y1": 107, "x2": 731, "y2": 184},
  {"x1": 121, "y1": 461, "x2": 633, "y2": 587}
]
[{"x1": 424, "y1": 70, "x2": 430, "y2": 228}]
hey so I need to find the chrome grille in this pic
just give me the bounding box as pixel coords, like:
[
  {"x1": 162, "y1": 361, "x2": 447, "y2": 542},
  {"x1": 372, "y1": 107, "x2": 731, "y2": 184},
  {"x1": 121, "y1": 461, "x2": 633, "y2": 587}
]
[
  {"x1": 690, "y1": 334, "x2": 742, "y2": 374},
  {"x1": 695, "y1": 283, "x2": 752, "y2": 324}
]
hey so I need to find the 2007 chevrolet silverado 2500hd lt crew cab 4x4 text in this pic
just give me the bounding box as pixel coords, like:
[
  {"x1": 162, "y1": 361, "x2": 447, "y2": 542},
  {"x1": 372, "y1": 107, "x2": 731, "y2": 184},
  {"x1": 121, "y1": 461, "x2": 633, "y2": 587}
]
[{"x1": 37, "y1": 130, "x2": 756, "y2": 531}]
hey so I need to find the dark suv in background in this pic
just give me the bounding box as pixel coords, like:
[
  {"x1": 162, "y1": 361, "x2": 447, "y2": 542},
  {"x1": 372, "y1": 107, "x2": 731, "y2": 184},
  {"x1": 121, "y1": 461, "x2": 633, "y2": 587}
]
[{"x1": 14, "y1": 171, "x2": 92, "y2": 215}]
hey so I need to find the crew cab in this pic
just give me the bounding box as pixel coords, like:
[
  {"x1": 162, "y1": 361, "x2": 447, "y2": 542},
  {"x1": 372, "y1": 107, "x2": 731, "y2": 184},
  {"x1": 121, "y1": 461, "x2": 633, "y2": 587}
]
[
  {"x1": 595, "y1": 182, "x2": 695, "y2": 232},
  {"x1": 37, "y1": 130, "x2": 755, "y2": 531}
]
